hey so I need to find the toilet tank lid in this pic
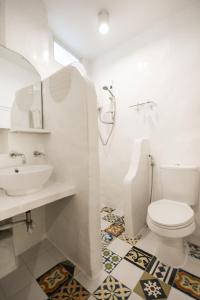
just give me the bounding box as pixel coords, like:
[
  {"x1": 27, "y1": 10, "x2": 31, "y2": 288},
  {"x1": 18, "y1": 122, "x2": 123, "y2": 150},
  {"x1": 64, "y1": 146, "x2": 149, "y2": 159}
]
[{"x1": 160, "y1": 164, "x2": 199, "y2": 171}]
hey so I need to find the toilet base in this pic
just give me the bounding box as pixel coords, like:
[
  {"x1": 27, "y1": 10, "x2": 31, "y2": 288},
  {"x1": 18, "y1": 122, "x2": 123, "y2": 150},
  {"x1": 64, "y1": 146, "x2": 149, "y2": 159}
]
[{"x1": 155, "y1": 235, "x2": 187, "y2": 267}]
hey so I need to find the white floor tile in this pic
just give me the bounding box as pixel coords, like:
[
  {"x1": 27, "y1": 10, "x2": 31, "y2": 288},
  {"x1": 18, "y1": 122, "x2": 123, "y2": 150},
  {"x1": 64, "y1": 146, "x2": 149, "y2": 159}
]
[
  {"x1": 88, "y1": 296, "x2": 96, "y2": 300},
  {"x1": 0, "y1": 287, "x2": 6, "y2": 300},
  {"x1": 111, "y1": 259, "x2": 143, "y2": 289},
  {"x1": 75, "y1": 270, "x2": 108, "y2": 293},
  {"x1": 47, "y1": 245, "x2": 65, "y2": 264},
  {"x1": 183, "y1": 255, "x2": 200, "y2": 277},
  {"x1": 21, "y1": 239, "x2": 53, "y2": 264},
  {"x1": 25, "y1": 250, "x2": 57, "y2": 278},
  {"x1": 101, "y1": 220, "x2": 111, "y2": 230},
  {"x1": 136, "y1": 230, "x2": 158, "y2": 255},
  {"x1": 168, "y1": 287, "x2": 192, "y2": 300},
  {"x1": 129, "y1": 292, "x2": 143, "y2": 299},
  {"x1": 0, "y1": 265, "x2": 33, "y2": 298},
  {"x1": 7, "y1": 279, "x2": 46, "y2": 300},
  {"x1": 107, "y1": 238, "x2": 132, "y2": 257}
]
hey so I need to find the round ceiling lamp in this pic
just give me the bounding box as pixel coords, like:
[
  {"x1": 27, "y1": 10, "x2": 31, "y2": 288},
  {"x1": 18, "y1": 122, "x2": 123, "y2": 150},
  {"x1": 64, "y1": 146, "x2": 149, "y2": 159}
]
[{"x1": 98, "y1": 10, "x2": 109, "y2": 35}]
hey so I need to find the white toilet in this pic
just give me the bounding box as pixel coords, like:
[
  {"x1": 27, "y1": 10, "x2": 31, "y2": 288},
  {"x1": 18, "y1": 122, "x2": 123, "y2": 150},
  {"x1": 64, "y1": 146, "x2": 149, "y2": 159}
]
[{"x1": 147, "y1": 164, "x2": 199, "y2": 267}]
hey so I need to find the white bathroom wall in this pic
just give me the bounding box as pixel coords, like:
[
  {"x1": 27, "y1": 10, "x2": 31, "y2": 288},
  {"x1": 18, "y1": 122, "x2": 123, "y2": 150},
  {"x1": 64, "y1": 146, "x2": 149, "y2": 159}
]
[
  {"x1": 92, "y1": 0, "x2": 200, "y2": 233},
  {"x1": 44, "y1": 66, "x2": 101, "y2": 278},
  {"x1": 0, "y1": 130, "x2": 8, "y2": 153},
  {"x1": 3, "y1": 0, "x2": 61, "y2": 79},
  {"x1": 0, "y1": 0, "x2": 60, "y2": 253},
  {"x1": 0, "y1": 1, "x2": 101, "y2": 275},
  {"x1": 0, "y1": 0, "x2": 5, "y2": 44}
]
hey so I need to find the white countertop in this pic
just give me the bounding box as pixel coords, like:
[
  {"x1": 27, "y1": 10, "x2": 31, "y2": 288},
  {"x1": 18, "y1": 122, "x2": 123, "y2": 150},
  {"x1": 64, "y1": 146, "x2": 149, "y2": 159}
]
[{"x1": 0, "y1": 181, "x2": 76, "y2": 221}]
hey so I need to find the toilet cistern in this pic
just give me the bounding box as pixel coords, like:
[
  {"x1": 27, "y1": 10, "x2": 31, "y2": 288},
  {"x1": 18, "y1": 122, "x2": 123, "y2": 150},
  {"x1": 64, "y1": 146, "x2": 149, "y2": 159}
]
[{"x1": 146, "y1": 164, "x2": 199, "y2": 267}]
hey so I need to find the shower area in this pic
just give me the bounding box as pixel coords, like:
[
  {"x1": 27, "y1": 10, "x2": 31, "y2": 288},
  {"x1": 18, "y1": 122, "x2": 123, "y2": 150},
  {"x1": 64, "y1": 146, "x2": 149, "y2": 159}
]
[{"x1": 97, "y1": 82, "x2": 155, "y2": 239}]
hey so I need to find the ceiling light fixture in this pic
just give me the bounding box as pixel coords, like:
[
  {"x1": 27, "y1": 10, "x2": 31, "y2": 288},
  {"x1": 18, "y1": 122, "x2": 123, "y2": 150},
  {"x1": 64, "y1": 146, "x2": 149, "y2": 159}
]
[{"x1": 98, "y1": 10, "x2": 109, "y2": 35}]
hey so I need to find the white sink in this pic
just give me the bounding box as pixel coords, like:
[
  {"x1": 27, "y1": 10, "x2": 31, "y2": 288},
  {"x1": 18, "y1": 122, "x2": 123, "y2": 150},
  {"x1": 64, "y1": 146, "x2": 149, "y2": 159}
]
[{"x1": 0, "y1": 164, "x2": 54, "y2": 196}]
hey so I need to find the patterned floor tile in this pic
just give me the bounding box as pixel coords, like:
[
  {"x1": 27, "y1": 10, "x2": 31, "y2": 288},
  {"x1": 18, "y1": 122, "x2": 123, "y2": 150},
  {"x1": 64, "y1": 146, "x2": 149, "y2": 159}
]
[
  {"x1": 118, "y1": 232, "x2": 142, "y2": 246},
  {"x1": 50, "y1": 278, "x2": 90, "y2": 300},
  {"x1": 133, "y1": 272, "x2": 171, "y2": 300},
  {"x1": 188, "y1": 242, "x2": 200, "y2": 260},
  {"x1": 101, "y1": 207, "x2": 115, "y2": 214},
  {"x1": 173, "y1": 268, "x2": 200, "y2": 299},
  {"x1": 102, "y1": 248, "x2": 122, "y2": 274},
  {"x1": 93, "y1": 275, "x2": 131, "y2": 300},
  {"x1": 101, "y1": 231, "x2": 114, "y2": 249},
  {"x1": 124, "y1": 246, "x2": 153, "y2": 271},
  {"x1": 146, "y1": 257, "x2": 177, "y2": 286},
  {"x1": 37, "y1": 263, "x2": 72, "y2": 296},
  {"x1": 105, "y1": 223, "x2": 125, "y2": 237},
  {"x1": 102, "y1": 213, "x2": 125, "y2": 225}
]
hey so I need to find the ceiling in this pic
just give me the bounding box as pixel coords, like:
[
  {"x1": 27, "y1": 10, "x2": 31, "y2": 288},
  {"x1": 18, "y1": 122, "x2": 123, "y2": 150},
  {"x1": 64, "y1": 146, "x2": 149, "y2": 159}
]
[{"x1": 43, "y1": 0, "x2": 197, "y2": 61}]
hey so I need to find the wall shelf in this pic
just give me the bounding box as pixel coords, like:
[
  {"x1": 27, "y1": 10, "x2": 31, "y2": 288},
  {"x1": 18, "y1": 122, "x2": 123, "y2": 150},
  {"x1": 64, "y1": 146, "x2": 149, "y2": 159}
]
[{"x1": 10, "y1": 128, "x2": 51, "y2": 134}]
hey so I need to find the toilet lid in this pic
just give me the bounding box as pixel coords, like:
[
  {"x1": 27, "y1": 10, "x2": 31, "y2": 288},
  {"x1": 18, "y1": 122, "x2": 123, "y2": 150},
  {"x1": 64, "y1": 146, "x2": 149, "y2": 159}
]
[{"x1": 148, "y1": 199, "x2": 194, "y2": 228}]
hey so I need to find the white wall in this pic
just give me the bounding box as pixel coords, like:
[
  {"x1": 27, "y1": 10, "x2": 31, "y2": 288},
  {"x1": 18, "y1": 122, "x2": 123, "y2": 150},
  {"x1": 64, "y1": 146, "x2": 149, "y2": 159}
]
[
  {"x1": 0, "y1": 1, "x2": 101, "y2": 277},
  {"x1": 0, "y1": 0, "x2": 5, "y2": 44},
  {"x1": 43, "y1": 66, "x2": 101, "y2": 278},
  {"x1": 92, "y1": 0, "x2": 200, "y2": 235},
  {"x1": 0, "y1": 0, "x2": 61, "y2": 253},
  {"x1": 2, "y1": 0, "x2": 61, "y2": 79}
]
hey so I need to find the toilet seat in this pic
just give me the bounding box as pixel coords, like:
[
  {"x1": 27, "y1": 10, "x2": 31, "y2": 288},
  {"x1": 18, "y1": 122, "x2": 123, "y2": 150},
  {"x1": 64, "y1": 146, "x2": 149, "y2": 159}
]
[{"x1": 148, "y1": 199, "x2": 194, "y2": 229}]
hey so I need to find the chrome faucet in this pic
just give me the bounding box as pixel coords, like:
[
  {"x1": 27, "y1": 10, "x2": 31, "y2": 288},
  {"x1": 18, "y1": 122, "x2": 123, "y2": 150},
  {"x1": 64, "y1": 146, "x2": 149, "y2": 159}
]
[
  {"x1": 33, "y1": 150, "x2": 45, "y2": 157},
  {"x1": 9, "y1": 151, "x2": 26, "y2": 164}
]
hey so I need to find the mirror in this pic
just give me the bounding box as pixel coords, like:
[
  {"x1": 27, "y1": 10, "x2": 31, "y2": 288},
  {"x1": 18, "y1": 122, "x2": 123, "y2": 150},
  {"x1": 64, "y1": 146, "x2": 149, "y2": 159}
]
[{"x1": 0, "y1": 44, "x2": 43, "y2": 129}]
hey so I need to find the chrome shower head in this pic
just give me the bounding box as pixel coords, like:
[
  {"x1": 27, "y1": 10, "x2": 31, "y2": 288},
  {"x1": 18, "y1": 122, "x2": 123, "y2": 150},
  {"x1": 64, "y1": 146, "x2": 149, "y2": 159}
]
[{"x1": 102, "y1": 85, "x2": 115, "y2": 98}]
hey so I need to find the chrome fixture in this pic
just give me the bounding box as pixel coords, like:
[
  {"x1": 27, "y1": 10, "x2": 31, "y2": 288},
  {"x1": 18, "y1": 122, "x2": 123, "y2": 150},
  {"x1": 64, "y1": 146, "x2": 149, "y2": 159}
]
[
  {"x1": 148, "y1": 155, "x2": 155, "y2": 204},
  {"x1": 129, "y1": 101, "x2": 157, "y2": 111},
  {"x1": 98, "y1": 85, "x2": 116, "y2": 146},
  {"x1": 25, "y1": 211, "x2": 34, "y2": 233},
  {"x1": 102, "y1": 85, "x2": 115, "y2": 98},
  {"x1": 0, "y1": 210, "x2": 34, "y2": 233},
  {"x1": 33, "y1": 150, "x2": 45, "y2": 157},
  {"x1": 9, "y1": 151, "x2": 26, "y2": 164}
]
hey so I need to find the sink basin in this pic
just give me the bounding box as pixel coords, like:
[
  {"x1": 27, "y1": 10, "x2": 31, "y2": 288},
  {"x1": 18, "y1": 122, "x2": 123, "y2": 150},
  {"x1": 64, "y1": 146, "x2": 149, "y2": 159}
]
[{"x1": 0, "y1": 164, "x2": 54, "y2": 196}]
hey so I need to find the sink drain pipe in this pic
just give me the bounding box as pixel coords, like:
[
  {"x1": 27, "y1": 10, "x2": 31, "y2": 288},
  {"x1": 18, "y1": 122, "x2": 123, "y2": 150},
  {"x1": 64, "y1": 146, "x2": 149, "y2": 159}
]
[{"x1": 0, "y1": 211, "x2": 34, "y2": 233}]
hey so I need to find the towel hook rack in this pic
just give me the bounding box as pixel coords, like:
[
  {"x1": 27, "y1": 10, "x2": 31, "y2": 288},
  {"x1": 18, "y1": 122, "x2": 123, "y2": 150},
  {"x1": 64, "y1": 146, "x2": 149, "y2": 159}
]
[{"x1": 129, "y1": 101, "x2": 157, "y2": 111}]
